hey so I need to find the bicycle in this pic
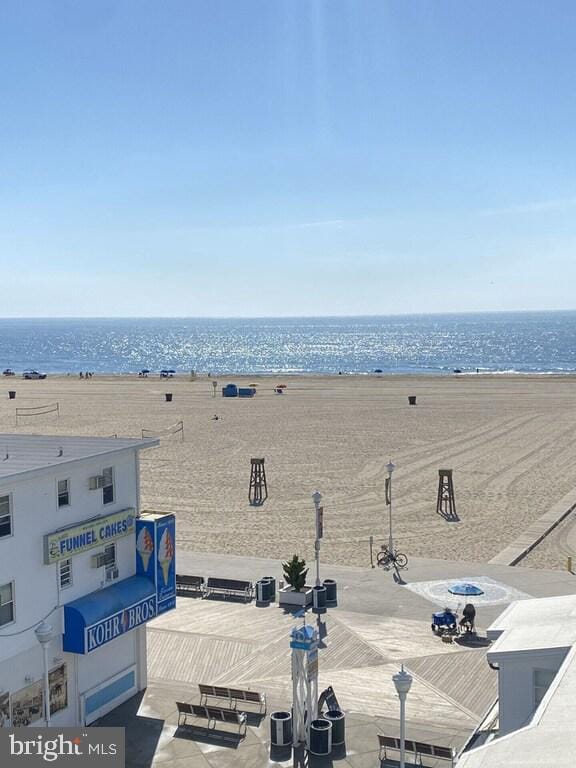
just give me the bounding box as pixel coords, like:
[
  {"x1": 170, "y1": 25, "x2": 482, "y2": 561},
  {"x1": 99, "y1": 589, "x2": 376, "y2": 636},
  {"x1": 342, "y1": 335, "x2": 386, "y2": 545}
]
[{"x1": 376, "y1": 546, "x2": 408, "y2": 569}]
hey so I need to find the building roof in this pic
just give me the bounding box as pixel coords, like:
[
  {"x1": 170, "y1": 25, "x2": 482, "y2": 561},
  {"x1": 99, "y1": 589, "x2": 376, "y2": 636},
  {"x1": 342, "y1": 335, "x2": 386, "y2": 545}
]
[
  {"x1": 458, "y1": 594, "x2": 576, "y2": 768},
  {"x1": 488, "y1": 593, "x2": 576, "y2": 639},
  {"x1": 487, "y1": 594, "x2": 576, "y2": 656},
  {"x1": 0, "y1": 434, "x2": 158, "y2": 481}
]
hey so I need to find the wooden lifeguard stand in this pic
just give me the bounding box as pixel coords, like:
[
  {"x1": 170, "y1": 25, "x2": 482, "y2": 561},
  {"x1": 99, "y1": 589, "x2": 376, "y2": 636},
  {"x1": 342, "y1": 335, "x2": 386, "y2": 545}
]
[
  {"x1": 249, "y1": 458, "x2": 268, "y2": 505},
  {"x1": 436, "y1": 469, "x2": 458, "y2": 521}
]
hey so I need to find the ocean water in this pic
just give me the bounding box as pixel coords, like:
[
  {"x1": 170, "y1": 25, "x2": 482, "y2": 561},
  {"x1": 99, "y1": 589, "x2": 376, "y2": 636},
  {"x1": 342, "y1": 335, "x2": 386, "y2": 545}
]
[{"x1": 0, "y1": 312, "x2": 575, "y2": 375}]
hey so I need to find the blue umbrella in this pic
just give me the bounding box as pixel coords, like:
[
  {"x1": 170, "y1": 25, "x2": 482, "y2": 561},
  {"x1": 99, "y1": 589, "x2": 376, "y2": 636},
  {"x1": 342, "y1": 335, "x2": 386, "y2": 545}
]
[{"x1": 448, "y1": 582, "x2": 484, "y2": 596}]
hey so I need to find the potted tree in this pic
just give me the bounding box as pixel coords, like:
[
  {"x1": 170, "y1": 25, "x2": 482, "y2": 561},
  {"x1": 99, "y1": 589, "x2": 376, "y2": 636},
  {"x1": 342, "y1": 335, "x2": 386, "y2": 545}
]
[{"x1": 279, "y1": 554, "x2": 313, "y2": 607}]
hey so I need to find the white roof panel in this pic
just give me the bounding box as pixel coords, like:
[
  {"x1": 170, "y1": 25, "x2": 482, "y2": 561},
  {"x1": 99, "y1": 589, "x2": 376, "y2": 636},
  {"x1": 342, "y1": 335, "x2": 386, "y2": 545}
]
[{"x1": 0, "y1": 433, "x2": 158, "y2": 480}]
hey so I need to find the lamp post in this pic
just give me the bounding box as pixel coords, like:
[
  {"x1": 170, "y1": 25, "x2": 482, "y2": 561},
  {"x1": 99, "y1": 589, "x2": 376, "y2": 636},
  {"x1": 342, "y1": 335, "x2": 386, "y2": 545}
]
[
  {"x1": 393, "y1": 664, "x2": 413, "y2": 768},
  {"x1": 312, "y1": 490, "x2": 322, "y2": 586},
  {"x1": 35, "y1": 621, "x2": 54, "y2": 727},
  {"x1": 386, "y1": 460, "x2": 395, "y2": 553}
]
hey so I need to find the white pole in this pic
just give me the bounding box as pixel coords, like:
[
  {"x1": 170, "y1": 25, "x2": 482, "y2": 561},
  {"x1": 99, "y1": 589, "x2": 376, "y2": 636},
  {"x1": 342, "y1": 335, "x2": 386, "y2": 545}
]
[
  {"x1": 35, "y1": 621, "x2": 53, "y2": 728},
  {"x1": 399, "y1": 691, "x2": 405, "y2": 768},
  {"x1": 386, "y1": 461, "x2": 395, "y2": 553},
  {"x1": 313, "y1": 491, "x2": 322, "y2": 586},
  {"x1": 393, "y1": 665, "x2": 413, "y2": 768},
  {"x1": 42, "y1": 642, "x2": 51, "y2": 727}
]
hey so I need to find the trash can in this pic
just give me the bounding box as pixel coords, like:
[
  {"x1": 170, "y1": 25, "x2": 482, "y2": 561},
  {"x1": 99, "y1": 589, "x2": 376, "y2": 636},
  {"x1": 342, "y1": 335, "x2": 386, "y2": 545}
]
[
  {"x1": 165, "y1": 393, "x2": 173, "y2": 402},
  {"x1": 270, "y1": 711, "x2": 292, "y2": 746},
  {"x1": 256, "y1": 579, "x2": 271, "y2": 604},
  {"x1": 262, "y1": 576, "x2": 276, "y2": 602},
  {"x1": 408, "y1": 395, "x2": 417, "y2": 405},
  {"x1": 8, "y1": 391, "x2": 15, "y2": 400},
  {"x1": 323, "y1": 578, "x2": 337, "y2": 604},
  {"x1": 324, "y1": 709, "x2": 345, "y2": 745},
  {"x1": 309, "y1": 719, "x2": 332, "y2": 755},
  {"x1": 312, "y1": 585, "x2": 327, "y2": 614}
]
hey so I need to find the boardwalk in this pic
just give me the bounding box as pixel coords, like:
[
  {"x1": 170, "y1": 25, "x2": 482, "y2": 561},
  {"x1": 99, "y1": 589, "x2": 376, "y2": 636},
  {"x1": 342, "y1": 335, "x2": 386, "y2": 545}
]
[{"x1": 98, "y1": 552, "x2": 576, "y2": 767}]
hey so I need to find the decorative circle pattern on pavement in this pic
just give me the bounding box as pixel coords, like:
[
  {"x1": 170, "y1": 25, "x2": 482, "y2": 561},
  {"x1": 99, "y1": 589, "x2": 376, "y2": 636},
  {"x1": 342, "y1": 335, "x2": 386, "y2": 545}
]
[{"x1": 404, "y1": 575, "x2": 531, "y2": 609}]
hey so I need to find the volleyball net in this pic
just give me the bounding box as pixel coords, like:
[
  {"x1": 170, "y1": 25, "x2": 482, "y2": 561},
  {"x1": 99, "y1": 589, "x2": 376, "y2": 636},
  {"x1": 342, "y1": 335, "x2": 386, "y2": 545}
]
[
  {"x1": 141, "y1": 420, "x2": 184, "y2": 442},
  {"x1": 15, "y1": 402, "x2": 60, "y2": 424}
]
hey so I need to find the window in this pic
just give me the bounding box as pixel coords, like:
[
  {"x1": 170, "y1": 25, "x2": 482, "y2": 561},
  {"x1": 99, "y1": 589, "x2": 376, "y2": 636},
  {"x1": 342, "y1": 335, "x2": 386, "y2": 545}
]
[
  {"x1": 534, "y1": 668, "x2": 557, "y2": 709},
  {"x1": 57, "y1": 479, "x2": 70, "y2": 508},
  {"x1": 0, "y1": 582, "x2": 14, "y2": 627},
  {"x1": 104, "y1": 543, "x2": 116, "y2": 568},
  {"x1": 104, "y1": 544, "x2": 118, "y2": 581},
  {"x1": 59, "y1": 559, "x2": 72, "y2": 589},
  {"x1": 102, "y1": 467, "x2": 114, "y2": 505},
  {"x1": 0, "y1": 495, "x2": 12, "y2": 538}
]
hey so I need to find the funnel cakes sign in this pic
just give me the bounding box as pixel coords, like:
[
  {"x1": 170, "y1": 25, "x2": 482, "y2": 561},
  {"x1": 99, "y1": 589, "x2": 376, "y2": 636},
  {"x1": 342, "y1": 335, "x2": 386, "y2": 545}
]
[
  {"x1": 44, "y1": 510, "x2": 135, "y2": 564},
  {"x1": 136, "y1": 512, "x2": 176, "y2": 616}
]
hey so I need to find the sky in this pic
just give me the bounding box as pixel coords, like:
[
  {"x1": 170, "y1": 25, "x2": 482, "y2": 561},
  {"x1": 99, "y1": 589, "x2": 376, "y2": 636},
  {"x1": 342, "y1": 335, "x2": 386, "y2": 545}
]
[{"x1": 1, "y1": 1, "x2": 576, "y2": 317}]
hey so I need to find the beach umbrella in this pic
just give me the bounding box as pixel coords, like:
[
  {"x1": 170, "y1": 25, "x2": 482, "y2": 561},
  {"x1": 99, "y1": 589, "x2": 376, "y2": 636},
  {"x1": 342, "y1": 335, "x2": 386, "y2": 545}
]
[
  {"x1": 277, "y1": 384, "x2": 287, "y2": 388},
  {"x1": 448, "y1": 583, "x2": 484, "y2": 596},
  {"x1": 249, "y1": 383, "x2": 259, "y2": 387}
]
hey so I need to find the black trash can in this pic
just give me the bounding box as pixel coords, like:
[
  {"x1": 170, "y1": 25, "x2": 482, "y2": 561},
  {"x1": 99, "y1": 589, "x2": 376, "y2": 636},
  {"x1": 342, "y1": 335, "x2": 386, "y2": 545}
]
[
  {"x1": 270, "y1": 711, "x2": 292, "y2": 746},
  {"x1": 324, "y1": 709, "x2": 345, "y2": 745},
  {"x1": 309, "y1": 719, "x2": 332, "y2": 755},
  {"x1": 262, "y1": 576, "x2": 276, "y2": 602},
  {"x1": 408, "y1": 395, "x2": 417, "y2": 405},
  {"x1": 323, "y1": 578, "x2": 337, "y2": 604},
  {"x1": 165, "y1": 393, "x2": 173, "y2": 402},
  {"x1": 8, "y1": 391, "x2": 15, "y2": 400},
  {"x1": 312, "y1": 585, "x2": 327, "y2": 614},
  {"x1": 256, "y1": 579, "x2": 271, "y2": 604}
]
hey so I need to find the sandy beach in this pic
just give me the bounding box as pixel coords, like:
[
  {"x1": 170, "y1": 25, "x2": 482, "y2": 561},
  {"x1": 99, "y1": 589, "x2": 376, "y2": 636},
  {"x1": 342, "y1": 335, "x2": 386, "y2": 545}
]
[{"x1": 1, "y1": 373, "x2": 576, "y2": 569}]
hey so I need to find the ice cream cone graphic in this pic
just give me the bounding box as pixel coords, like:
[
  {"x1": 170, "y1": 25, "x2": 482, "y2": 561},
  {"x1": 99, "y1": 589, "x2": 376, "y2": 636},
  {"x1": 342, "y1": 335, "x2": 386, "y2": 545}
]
[
  {"x1": 137, "y1": 526, "x2": 154, "y2": 572},
  {"x1": 158, "y1": 528, "x2": 174, "y2": 585}
]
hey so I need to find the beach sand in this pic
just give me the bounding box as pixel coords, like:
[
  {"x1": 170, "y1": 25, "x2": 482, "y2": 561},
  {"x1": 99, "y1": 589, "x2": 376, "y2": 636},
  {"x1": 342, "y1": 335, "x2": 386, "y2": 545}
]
[{"x1": 2, "y1": 373, "x2": 576, "y2": 569}]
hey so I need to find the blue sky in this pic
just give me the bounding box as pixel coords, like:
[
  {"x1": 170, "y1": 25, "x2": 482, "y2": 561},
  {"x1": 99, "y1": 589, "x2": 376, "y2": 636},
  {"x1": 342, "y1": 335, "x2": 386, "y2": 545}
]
[{"x1": 1, "y1": 1, "x2": 575, "y2": 317}]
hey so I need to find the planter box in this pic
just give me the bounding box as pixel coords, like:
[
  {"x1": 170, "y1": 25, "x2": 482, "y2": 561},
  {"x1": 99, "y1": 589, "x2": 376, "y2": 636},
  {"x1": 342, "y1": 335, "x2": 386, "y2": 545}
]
[{"x1": 279, "y1": 586, "x2": 313, "y2": 607}]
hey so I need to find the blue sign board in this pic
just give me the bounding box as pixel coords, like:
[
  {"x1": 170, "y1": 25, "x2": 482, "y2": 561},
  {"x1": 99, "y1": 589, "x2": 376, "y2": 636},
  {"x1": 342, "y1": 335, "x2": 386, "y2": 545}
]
[{"x1": 136, "y1": 513, "x2": 176, "y2": 616}]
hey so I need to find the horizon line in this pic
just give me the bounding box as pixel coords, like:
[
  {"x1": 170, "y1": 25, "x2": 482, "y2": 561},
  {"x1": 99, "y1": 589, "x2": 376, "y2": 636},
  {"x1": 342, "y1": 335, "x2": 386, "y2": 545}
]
[{"x1": 0, "y1": 308, "x2": 575, "y2": 321}]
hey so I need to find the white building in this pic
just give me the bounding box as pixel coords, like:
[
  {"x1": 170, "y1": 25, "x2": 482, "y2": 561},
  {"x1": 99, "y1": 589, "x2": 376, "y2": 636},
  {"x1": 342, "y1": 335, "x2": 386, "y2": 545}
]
[
  {"x1": 0, "y1": 434, "x2": 175, "y2": 728},
  {"x1": 458, "y1": 593, "x2": 576, "y2": 767}
]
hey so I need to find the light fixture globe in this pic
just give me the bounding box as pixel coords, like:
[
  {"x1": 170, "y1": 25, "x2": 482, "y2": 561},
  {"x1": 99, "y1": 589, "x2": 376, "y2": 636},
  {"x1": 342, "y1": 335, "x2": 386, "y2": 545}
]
[
  {"x1": 386, "y1": 460, "x2": 396, "y2": 476},
  {"x1": 34, "y1": 621, "x2": 54, "y2": 646},
  {"x1": 393, "y1": 665, "x2": 413, "y2": 697},
  {"x1": 312, "y1": 490, "x2": 322, "y2": 506}
]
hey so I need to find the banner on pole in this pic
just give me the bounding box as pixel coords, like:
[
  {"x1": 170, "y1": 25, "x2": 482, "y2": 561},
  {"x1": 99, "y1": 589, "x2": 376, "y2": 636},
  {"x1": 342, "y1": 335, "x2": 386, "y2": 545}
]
[
  {"x1": 316, "y1": 507, "x2": 324, "y2": 539},
  {"x1": 385, "y1": 478, "x2": 391, "y2": 506}
]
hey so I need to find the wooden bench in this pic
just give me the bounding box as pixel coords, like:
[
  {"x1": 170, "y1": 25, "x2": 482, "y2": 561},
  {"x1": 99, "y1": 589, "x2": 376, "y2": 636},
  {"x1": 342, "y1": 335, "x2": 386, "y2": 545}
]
[
  {"x1": 205, "y1": 577, "x2": 253, "y2": 601},
  {"x1": 176, "y1": 702, "x2": 247, "y2": 736},
  {"x1": 378, "y1": 735, "x2": 456, "y2": 766},
  {"x1": 198, "y1": 684, "x2": 266, "y2": 713},
  {"x1": 176, "y1": 574, "x2": 205, "y2": 596}
]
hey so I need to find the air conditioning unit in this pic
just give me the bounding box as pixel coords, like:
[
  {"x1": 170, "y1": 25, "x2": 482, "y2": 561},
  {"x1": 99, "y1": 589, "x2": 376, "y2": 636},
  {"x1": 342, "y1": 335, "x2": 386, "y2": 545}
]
[
  {"x1": 91, "y1": 551, "x2": 115, "y2": 568},
  {"x1": 91, "y1": 552, "x2": 107, "y2": 568},
  {"x1": 105, "y1": 567, "x2": 119, "y2": 582},
  {"x1": 88, "y1": 475, "x2": 106, "y2": 490}
]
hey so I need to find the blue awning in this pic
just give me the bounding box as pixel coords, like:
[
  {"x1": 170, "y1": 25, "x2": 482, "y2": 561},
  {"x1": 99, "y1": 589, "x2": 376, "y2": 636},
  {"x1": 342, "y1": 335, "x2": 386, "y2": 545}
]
[{"x1": 63, "y1": 576, "x2": 156, "y2": 654}]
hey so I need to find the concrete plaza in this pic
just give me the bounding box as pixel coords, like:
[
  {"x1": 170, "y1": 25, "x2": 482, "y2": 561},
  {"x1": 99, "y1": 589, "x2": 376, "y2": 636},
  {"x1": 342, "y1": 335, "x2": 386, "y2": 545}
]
[{"x1": 98, "y1": 551, "x2": 576, "y2": 767}]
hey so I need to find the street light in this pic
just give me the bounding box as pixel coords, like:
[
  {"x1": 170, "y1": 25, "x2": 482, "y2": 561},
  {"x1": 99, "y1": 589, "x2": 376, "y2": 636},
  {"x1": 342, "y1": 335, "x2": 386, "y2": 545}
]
[
  {"x1": 312, "y1": 490, "x2": 322, "y2": 586},
  {"x1": 386, "y1": 460, "x2": 396, "y2": 553},
  {"x1": 393, "y1": 664, "x2": 413, "y2": 768},
  {"x1": 35, "y1": 621, "x2": 54, "y2": 727}
]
